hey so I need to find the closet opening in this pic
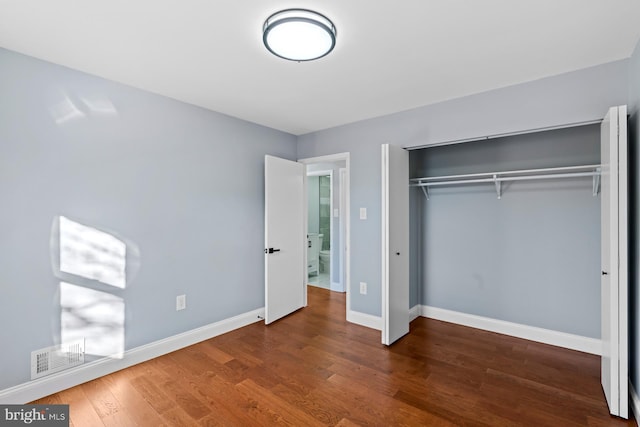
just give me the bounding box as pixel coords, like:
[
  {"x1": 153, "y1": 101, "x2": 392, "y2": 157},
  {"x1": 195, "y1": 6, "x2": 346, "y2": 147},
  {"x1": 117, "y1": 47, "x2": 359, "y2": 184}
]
[
  {"x1": 406, "y1": 108, "x2": 628, "y2": 418},
  {"x1": 408, "y1": 123, "x2": 602, "y2": 345}
]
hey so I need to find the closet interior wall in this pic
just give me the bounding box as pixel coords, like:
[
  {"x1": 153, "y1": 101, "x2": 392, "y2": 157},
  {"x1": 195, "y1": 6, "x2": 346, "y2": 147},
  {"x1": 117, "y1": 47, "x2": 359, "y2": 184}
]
[{"x1": 409, "y1": 124, "x2": 601, "y2": 338}]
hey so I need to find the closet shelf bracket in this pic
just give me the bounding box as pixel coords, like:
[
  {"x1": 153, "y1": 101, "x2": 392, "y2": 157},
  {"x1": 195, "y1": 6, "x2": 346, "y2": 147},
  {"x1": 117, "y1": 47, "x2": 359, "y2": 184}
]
[
  {"x1": 421, "y1": 186, "x2": 430, "y2": 200},
  {"x1": 494, "y1": 174, "x2": 501, "y2": 199},
  {"x1": 593, "y1": 167, "x2": 601, "y2": 197}
]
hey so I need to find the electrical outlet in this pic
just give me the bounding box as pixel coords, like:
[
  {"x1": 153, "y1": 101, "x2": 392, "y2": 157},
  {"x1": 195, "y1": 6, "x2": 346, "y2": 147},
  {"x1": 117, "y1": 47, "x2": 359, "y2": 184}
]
[
  {"x1": 359, "y1": 282, "x2": 367, "y2": 295},
  {"x1": 176, "y1": 294, "x2": 186, "y2": 311}
]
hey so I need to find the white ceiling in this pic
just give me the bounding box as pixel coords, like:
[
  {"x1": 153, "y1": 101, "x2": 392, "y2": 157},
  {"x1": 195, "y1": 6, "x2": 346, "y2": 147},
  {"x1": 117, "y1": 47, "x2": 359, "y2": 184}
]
[{"x1": 1, "y1": 1, "x2": 640, "y2": 135}]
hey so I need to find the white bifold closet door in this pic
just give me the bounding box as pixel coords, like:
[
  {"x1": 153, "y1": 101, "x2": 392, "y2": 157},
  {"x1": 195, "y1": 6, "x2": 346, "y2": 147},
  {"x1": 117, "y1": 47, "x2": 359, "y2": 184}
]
[
  {"x1": 600, "y1": 105, "x2": 628, "y2": 419},
  {"x1": 264, "y1": 155, "x2": 306, "y2": 325},
  {"x1": 381, "y1": 144, "x2": 410, "y2": 346}
]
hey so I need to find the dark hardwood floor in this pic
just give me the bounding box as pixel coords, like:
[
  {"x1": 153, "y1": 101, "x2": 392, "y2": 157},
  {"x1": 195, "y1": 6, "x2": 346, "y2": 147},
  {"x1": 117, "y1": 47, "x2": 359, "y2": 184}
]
[{"x1": 34, "y1": 286, "x2": 635, "y2": 426}]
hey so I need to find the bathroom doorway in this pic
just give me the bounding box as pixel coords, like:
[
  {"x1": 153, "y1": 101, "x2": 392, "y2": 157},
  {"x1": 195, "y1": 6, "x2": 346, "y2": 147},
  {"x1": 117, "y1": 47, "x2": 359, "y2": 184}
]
[
  {"x1": 307, "y1": 170, "x2": 333, "y2": 290},
  {"x1": 299, "y1": 153, "x2": 350, "y2": 319}
]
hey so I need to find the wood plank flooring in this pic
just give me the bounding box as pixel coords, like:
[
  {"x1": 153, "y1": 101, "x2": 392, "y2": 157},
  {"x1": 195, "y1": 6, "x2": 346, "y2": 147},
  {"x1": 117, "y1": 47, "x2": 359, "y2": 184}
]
[{"x1": 33, "y1": 286, "x2": 635, "y2": 426}]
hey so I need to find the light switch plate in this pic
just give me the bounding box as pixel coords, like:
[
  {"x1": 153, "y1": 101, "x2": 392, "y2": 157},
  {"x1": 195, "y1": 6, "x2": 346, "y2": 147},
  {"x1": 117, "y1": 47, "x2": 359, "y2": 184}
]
[
  {"x1": 359, "y1": 282, "x2": 367, "y2": 295},
  {"x1": 176, "y1": 294, "x2": 186, "y2": 311},
  {"x1": 360, "y1": 208, "x2": 367, "y2": 220}
]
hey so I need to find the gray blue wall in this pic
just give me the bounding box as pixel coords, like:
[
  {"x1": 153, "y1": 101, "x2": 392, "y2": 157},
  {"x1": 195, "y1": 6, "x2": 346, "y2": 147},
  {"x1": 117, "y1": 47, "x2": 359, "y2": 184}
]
[
  {"x1": 297, "y1": 60, "x2": 628, "y2": 317},
  {"x1": 410, "y1": 125, "x2": 601, "y2": 337},
  {"x1": 628, "y1": 38, "x2": 640, "y2": 399},
  {"x1": 0, "y1": 48, "x2": 297, "y2": 391}
]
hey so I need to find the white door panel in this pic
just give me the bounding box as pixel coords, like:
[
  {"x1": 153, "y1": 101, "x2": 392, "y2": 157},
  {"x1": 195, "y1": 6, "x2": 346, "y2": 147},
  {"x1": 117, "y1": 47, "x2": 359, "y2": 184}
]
[
  {"x1": 600, "y1": 105, "x2": 628, "y2": 419},
  {"x1": 617, "y1": 105, "x2": 629, "y2": 420},
  {"x1": 381, "y1": 144, "x2": 410, "y2": 346},
  {"x1": 265, "y1": 155, "x2": 305, "y2": 324}
]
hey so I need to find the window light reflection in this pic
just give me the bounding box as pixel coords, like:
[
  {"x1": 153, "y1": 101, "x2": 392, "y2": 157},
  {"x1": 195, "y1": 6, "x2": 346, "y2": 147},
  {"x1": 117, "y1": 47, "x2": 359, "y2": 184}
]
[
  {"x1": 59, "y1": 216, "x2": 126, "y2": 289},
  {"x1": 79, "y1": 96, "x2": 117, "y2": 116},
  {"x1": 49, "y1": 90, "x2": 118, "y2": 125},
  {"x1": 60, "y1": 282, "x2": 124, "y2": 359}
]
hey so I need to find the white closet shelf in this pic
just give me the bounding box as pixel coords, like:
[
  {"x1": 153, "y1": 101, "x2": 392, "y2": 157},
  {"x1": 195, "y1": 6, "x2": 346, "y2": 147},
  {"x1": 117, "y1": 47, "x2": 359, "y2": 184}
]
[{"x1": 410, "y1": 164, "x2": 601, "y2": 200}]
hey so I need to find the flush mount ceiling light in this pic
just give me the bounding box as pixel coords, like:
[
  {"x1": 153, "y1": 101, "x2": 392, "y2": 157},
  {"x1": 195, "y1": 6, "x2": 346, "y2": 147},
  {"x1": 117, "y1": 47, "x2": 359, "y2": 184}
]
[{"x1": 263, "y1": 9, "x2": 337, "y2": 61}]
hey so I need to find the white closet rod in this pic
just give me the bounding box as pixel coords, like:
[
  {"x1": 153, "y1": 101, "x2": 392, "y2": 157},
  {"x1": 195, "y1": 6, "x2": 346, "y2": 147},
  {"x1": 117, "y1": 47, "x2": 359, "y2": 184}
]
[
  {"x1": 416, "y1": 170, "x2": 597, "y2": 187},
  {"x1": 410, "y1": 164, "x2": 600, "y2": 184},
  {"x1": 410, "y1": 164, "x2": 601, "y2": 199}
]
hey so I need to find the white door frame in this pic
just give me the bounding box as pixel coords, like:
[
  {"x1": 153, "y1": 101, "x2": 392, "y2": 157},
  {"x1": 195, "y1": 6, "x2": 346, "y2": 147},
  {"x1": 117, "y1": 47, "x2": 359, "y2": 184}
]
[
  {"x1": 307, "y1": 169, "x2": 333, "y2": 289},
  {"x1": 298, "y1": 153, "x2": 350, "y2": 316},
  {"x1": 339, "y1": 168, "x2": 347, "y2": 292}
]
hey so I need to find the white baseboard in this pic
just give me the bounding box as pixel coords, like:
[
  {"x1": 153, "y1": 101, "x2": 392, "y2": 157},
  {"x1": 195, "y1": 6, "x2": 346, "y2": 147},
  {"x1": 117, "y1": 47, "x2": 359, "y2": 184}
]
[
  {"x1": 420, "y1": 305, "x2": 601, "y2": 355},
  {"x1": 630, "y1": 381, "x2": 640, "y2": 426},
  {"x1": 0, "y1": 307, "x2": 265, "y2": 404},
  {"x1": 409, "y1": 305, "x2": 421, "y2": 322},
  {"x1": 347, "y1": 310, "x2": 382, "y2": 331}
]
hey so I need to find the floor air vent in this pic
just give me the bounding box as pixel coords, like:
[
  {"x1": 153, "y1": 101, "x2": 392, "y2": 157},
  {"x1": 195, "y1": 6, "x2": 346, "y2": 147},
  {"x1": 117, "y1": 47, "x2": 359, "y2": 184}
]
[{"x1": 31, "y1": 340, "x2": 85, "y2": 380}]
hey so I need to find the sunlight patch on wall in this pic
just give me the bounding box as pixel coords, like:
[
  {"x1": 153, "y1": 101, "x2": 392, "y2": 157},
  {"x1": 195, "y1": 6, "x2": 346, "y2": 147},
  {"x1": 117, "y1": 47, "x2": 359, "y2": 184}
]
[
  {"x1": 79, "y1": 96, "x2": 117, "y2": 116},
  {"x1": 51, "y1": 216, "x2": 136, "y2": 360},
  {"x1": 59, "y1": 216, "x2": 126, "y2": 289},
  {"x1": 48, "y1": 90, "x2": 118, "y2": 125},
  {"x1": 49, "y1": 95, "x2": 85, "y2": 124},
  {"x1": 60, "y1": 282, "x2": 124, "y2": 358}
]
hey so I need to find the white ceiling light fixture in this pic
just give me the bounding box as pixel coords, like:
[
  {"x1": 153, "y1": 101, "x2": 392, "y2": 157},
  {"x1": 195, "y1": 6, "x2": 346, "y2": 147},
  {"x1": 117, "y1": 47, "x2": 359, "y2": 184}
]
[{"x1": 263, "y1": 9, "x2": 337, "y2": 62}]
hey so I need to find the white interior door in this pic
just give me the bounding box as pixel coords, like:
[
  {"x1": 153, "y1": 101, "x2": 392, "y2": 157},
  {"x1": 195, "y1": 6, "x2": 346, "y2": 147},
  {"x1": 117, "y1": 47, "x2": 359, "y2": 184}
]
[
  {"x1": 381, "y1": 144, "x2": 410, "y2": 345},
  {"x1": 600, "y1": 105, "x2": 628, "y2": 419},
  {"x1": 265, "y1": 155, "x2": 305, "y2": 324}
]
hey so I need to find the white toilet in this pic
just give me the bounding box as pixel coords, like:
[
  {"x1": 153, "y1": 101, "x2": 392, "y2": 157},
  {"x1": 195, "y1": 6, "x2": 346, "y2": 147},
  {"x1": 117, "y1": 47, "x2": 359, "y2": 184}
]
[{"x1": 319, "y1": 250, "x2": 330, "y2": 273}]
